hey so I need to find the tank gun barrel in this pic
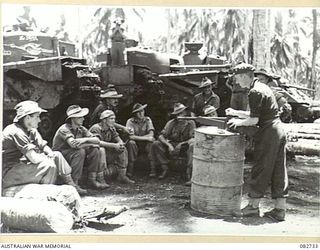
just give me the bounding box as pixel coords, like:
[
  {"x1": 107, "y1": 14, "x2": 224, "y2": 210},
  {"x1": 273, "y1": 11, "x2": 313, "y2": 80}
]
[
  {"x1": 170, "y1": 64, "x2": 232, "y2": 71},
  {"x1": 279, "y1": 84, "x2": 315, "y2": 92}
]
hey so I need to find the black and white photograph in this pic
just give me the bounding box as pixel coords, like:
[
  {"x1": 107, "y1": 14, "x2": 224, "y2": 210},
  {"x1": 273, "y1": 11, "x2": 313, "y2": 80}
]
[{"x1": 0, "y1": 3, "x2": 320, "y2": 238}]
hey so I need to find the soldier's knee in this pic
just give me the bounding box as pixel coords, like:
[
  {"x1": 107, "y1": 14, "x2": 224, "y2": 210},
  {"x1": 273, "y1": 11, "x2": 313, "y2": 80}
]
[
  {"x1": 152, "y1": 140, "x2": 161, "y2": 149},
  {"x1": 126, "y1": 140, "x2": 136, "y2": 147},
  {"x1": 52, "y1": 151, "x2": 63, "y2": 159},
  {"x1": 99, "y1": 147, "x2": 106, "y2": 157},
  {"x1": 76, "y1": 148, "x2": 86, "y2": 159}
]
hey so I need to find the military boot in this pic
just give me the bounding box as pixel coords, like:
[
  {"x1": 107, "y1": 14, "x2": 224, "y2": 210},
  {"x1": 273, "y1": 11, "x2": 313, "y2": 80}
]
[
  {"x1": 149, "y1": 161, "x2": 157, "y2": 178},
  {"x1": 88, "y1": 172, "x2": 109, "y2": 190},
  {"x1": 158, "y1": 164, "x2": 168, "y2": 179},
  {"x1": 97, "y1": 172, "x2": 110, "y2": 189},
  {"x1": 117, "y1": 169, "x2": 135, "y2": 184},
  {"x1": 264, "y1": 208, "x2": 286, "y2": 221},
  {"x1": 61, "y1": 174, "x2": 88, "y2": 196},
  {"x1": 126, "y1": 163, "x2": 134, "y2": 178}
]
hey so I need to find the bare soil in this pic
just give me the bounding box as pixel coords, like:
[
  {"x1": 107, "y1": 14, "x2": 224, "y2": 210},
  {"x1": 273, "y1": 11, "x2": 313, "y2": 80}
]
[{"x1": 73, "y1": 155, "x2": 320, "y2": 236}]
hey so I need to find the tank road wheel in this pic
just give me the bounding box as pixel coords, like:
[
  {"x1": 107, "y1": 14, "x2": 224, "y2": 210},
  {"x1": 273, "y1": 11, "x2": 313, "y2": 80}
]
[{"x1": 39, "y1": 113, "x2": 54, "y2": 140}]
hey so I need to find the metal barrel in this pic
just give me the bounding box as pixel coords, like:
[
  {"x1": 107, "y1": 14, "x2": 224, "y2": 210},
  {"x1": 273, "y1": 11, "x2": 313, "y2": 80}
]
[{"x1": 191, "y1": 126, "x2": 245, "y2": 216}]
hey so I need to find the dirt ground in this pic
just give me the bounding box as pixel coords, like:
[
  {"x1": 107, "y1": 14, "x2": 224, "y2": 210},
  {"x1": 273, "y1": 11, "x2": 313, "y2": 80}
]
[{"x1": 73, "y1": 155, "x2": 320, "y2": 236}]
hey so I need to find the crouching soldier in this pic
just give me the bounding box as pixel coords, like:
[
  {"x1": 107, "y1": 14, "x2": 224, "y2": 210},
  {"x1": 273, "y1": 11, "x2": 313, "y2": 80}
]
[
  {"x1": 89, "y1": 110, "x2": 135, "y2": 184},
  {"x1": 203, "y1": 105, "x2": 218, "y2": 117},
  {"x1": 2, "y1": 101, "x2": 78, "y2": 191},
  {"x1": 52, "y1": 105, "x2": 109, "y2": 195},
  {"x1": 151, "y1": 103, "x2": 195, "y2": 182},
  {"x1": 126, "y1": 103, "x2": 155, "y2": 177}
]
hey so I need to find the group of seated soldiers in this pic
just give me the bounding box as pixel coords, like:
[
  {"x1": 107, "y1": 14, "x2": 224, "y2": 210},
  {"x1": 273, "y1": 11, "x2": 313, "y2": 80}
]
[
  {"x1": 2, "y1": 68, "x2": 289, "y2": 197},
  {"x1": 2, "y1": 78, "x2": 220, "y2": 196}
]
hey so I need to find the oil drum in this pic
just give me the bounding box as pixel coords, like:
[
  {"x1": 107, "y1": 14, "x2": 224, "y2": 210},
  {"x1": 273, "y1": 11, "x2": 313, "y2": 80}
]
[{"x1": 191, "y1": 126, "x2": 245, "y2": 216}]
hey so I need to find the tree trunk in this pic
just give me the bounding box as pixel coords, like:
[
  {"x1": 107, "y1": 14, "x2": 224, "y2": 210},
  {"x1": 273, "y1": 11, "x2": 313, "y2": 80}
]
[
  {"x1": 310, "y1": 9, "x2": 318, "y2": 94},
  {"x1": 167, "y1": 8, "x2": 171, "y2": 53},
  {"x1": 252, "y1": 9, "x2": 271, "y2": 70},
  {"x1": 287, "y1": 139, "x2": 320, "y2": 156}
]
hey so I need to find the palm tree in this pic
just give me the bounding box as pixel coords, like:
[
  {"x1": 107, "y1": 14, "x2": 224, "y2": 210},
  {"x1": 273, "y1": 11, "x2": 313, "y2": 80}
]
[
  {"x1": 270, "y1": 11, "x2": 294, "y2": 79},
  {"x1": 252, "y1": 9, "x2": 271, "y2": 70},
  {"x1": 218, "y1": 9, "x2": 246, "y2": 61},
  {"x1": 310, "y1": 9, "x2": 319, "y2": 92}
]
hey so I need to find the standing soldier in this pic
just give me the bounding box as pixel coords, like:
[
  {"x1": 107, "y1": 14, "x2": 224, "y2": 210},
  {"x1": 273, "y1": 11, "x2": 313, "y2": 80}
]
[
  {"x1": 2, "y1": 101, "x2": 78, "y2": 191},
  {"x1": 126, "y1": 103, "x2": 156, "y2": 177},
  {"x1": 226, "y1": 63, "x2": 288, "y2": 222},
  {"x1": 192, "y1": 77, "x2": 220, "y2": 116},
  {"x1": 53, "y1": 105, "x2": 109, "y2": 195},
  {"x1": 89, "y1": 110, "x2": 135, "y2": 184},
  {"x1": 151, "y1": 103, "x2": 195, "y2": 182},
  {"x1": 110, "y1": 17, "x2": 126, "y2": 66}
]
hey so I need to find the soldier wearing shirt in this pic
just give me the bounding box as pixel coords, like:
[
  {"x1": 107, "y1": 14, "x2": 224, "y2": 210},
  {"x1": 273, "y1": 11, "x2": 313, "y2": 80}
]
[
  {"x1": 192, "y1": 77, "x2": 220, "y2": 116},
  {"x1": 89, "y1": 110, "x2": 135, "y2": 184},
  {"x1": 126, "y1": 103, "x2": 155, "y2": 177},
  {"x1": 53, "y1": 105, "x2": 109, "y2": 194},
  {"x1": 110, "y1": 17, "x2": 126, "y2": 66},
  {"x1": 90, "y1": 88, "x2": 132, "y2": 135},
  {"x1": 151, "y1": 103, "x2": 195, "y2": 181},
  {"x1": 226, "y1": 63, "x2": 288, "y2": 222},
  {"x1": 2, "y1": 101, "x2": 78, "y2": 191}
]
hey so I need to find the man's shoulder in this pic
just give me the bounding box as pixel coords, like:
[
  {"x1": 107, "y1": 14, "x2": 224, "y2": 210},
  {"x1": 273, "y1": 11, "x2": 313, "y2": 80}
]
[
  {"x1": 144, "y1": 116, "x2": 153, "y2": 123},
  {"x1": 56, "y1": 123, "x2": 70, "y2": 131},
  {"x1": 2, "y1": 123, "x2": 23, "y2": 136},
  {"x1": 165, "y1": 118, "x2": 176, "y2": 126},
  {"x1": 89, "y1": 123, "x2": 102, "y2": 131},
  {"x1": 250, "y1": 80, "x2": 271, "y2": 96},
  {"x1": 127, "y1": 117, "x2": 135, "y2": 123},
  {"x1": 194, "y1": 92, "x2": 203, "y2": 99}
]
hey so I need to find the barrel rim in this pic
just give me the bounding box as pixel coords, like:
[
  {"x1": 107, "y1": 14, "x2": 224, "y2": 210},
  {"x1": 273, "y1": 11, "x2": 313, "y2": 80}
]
[{"x1": 195, "y1": 127, "x2": 243, "y2": 137}]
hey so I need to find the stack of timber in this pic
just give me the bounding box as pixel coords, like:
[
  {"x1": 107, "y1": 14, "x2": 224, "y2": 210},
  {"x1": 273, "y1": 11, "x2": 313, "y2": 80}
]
[{"x1": 284, "y1": 123, "x2": 320, "y2": 156}]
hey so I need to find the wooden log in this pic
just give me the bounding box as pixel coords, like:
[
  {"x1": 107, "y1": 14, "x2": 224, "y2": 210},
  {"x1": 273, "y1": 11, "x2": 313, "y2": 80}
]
[
  {"x1": 287, "y1": 139, "x2": 320, "y2": 156},
  {"x1": 0, "y1": 197, "x2": 74, "y2": 233},
  {"x1": 288, "y1": 133, "x2": 320, "y2": 140},
  {"x1": 284, "y1": 123, "x2": 320, "y2": 134}
]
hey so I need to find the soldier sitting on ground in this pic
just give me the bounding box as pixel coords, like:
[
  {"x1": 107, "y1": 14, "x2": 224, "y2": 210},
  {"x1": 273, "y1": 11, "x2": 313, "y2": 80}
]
[
  {"x1": 151, "y1": 103, "x2": 195, "y2": 183},
  {"x1": 2, "y1": 101, "x2": 79, "y2": 192},
  {"x1": 89, "y1": 110, "x2": 135, "y2": 185},
  {"x1": 203, "y1": 105, "x2": 218, "y2": 117},
  {"x1": 192, "y1": 77, "x2": 220, "y2": 116},
  {"x1": 52, "y1": 105, "x2": 109, "y2": 195},
  {"x1": 126, "y1": 103, "x2": 156, "y2": 178},
  {"x1": 90, "y1": 88, "x2": 132, "y2": 135}
]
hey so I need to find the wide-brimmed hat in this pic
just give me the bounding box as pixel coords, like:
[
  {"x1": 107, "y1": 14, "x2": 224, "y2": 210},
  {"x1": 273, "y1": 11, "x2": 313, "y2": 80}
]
[
  {"x1": 100, "y1": 110, "x2": 115, "y2": 120},
  {"x1": 132, "y1": 103, "x2": 147, "y2": 114},
  {"x1": 66, "y1": 105, "x2": 89, "y2": 120},
  {"x1": 254, "y1": 68, "x2": 272, "y2": 79},
  {"x1": 232, "y1": 63, "x2": 255, "y2": 75},
  {"x1": 13, "y1": 100, "x2": 47, "y2": 122},
  {"x1": 199, "y1": 77, "x2": 214, "y2": 89},
  {"x1": 171, "y1": 103, "x2": 187, "y2": 115},
  {"x1": 203, "y1": 105, "x2": 217, "y2": 116},
  {"x1": 270, "y1": 73, "x2": 281, "y2": 80},
  {"x1": 100, "y1": 89, "x2": 123, "y2": 99}
]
